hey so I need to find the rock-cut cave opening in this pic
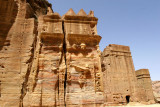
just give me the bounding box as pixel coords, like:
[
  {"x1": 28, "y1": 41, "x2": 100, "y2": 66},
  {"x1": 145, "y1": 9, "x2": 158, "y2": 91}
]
[{"x1": 126, "y1": 95, "x2": 130, "y2": 103}]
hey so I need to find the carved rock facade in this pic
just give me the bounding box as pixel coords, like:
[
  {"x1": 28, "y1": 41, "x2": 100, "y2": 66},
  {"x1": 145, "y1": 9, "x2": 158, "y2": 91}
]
[
  {"x1": 101, "y1": 44, "x2": 138, "y2": 105},
  {"x1": 136, "y1": 69, "x2": 155, "y2": 103},
  {"x1": 101, "y1": 45, "x2": 155, "y2": 105},
  {"x1": 0, "y1": 0, "x2": 156, "y2": 106}
]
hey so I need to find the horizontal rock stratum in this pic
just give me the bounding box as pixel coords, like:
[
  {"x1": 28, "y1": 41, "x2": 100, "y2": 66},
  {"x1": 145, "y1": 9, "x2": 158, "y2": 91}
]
[{"x1": 0, "y1": 0, "x2": 157, "y2": 106}]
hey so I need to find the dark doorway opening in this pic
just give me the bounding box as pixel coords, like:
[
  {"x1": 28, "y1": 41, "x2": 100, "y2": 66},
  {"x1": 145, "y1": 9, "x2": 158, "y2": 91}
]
[{"x1": 126, "y1": 96, "x2": 130, "y2": 103}]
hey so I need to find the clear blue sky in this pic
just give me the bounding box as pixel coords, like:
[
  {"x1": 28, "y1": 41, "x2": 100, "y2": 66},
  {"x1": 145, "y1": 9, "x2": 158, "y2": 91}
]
[{"x1": 48, "y1": 0, "x2": 160, "y2": 81}]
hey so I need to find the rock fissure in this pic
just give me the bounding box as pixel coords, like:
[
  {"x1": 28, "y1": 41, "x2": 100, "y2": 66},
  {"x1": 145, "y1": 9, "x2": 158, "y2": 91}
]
[{"x1": 62, "y1": 20, "x2": 67, "y2": 107}]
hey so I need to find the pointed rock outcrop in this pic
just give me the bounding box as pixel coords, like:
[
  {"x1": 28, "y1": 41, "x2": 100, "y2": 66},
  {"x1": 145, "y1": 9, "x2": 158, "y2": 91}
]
[
  {"x1": 77, "y1": 9, "x2": 87, "y2": 16},
  {"x1": 88, "y1": 10, "x2": 94, "y2": 17},
  {"x1": 65, "y1": 8, "x2": 76, "y2": 16}
]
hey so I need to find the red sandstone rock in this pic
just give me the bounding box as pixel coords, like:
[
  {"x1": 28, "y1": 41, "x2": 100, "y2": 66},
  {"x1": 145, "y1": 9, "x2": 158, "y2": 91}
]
[
  {"x1": 0, "y1": 0, "x2": 51, "y2": 106},
  {"x1": 63, "y1": 9, "x2": 103, "y2": 106},
  {"x1": 0, "y1": 0, "x2": 157, "y2": 106}
]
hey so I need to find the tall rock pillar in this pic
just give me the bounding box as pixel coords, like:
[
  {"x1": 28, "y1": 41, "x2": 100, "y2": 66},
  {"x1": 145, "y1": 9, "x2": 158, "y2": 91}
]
[
  {"x1": 101, "y1": 44, "x2": 139, "y2": 105},
  {"x1": 63, "y1": 9, "x2": 104, "y2": 106},
  {"x1": 26, "y1": 12, "x2": 65, "y2": 106},
  {"x1": 136, "y1": 69, "x2": 155, "y2": 104}
]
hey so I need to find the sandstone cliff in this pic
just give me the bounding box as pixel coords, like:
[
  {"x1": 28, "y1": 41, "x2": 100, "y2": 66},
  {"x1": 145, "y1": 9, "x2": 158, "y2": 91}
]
[
  {"x1": 0, "y1": 0, "x2": 157, "y2": 107},
  {"x1": 0, "y1": 0, "x2": 51, "y2": 106}
]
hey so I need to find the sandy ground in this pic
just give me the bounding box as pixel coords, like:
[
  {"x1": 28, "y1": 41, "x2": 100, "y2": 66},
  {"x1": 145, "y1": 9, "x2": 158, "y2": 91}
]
[
  {"x1": 126, "y1": 102, "x2": 160, "y2": 107},
  {"x1": 105, "y1": 103, "x2": 160, "y2": 107},
  {"x1": 126, "y1": 104, "x2": 160, "y2": 107},
  {"x1": 105, "y1": 104, "x2": 160, "y2": 107}
]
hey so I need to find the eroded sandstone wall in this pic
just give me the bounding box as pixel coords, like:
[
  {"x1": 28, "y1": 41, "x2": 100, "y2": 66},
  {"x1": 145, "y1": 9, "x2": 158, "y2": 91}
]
[
  {"x1": 63, "y1": 9, "x2": 103, "y2": 106},
  {"x1": 0, "y1": 0, "x2": 156, "y2": 106},
  {"x1": 136, "y1": 69, "x2": 155, "y2": 103},
  {"x1": 0, "y1": 0, "x2": 51, "y2": 106},
  {"x1": 101, "y1": 44, "x2": 156, "y2": 105},
  {"x1": 0, "y1": 0, "x2": 18, "y2": 50},
  {"x1": 101, "y1": 44, "x2": 139, "y2": 105},
  {"x1": 24, "y1": 11, "x2": 65, "y2": 106}
]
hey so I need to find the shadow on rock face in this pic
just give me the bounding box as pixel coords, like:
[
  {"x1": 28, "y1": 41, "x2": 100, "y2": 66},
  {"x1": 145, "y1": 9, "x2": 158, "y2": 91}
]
[{"x1": 0, "y1": 0, "x2": 18, "y2": 50}]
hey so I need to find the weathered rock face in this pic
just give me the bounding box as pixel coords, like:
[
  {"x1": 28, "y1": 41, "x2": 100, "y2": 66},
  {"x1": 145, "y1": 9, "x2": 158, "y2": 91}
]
[
  {"x1": 0, "y1": 0, "x2": 156, "y2": 107},
  {"x1": 152, "y1": 81, "x2": 160, "y2": 103},
  {"x1": 101, "y1": 44, "x2": 139, "y2": 105},
  {"x1": 63, "y1": 9, "x2": 103, "y2": 106},
  {"x1": 0, "y1": 0, "x2": 51, "y2": 106},
  {"x1": 136, "y1": 69, "x2": 155, "y2": 103},
  {"x1": 23, "y1": 11, "x2": 65, "y2": 106},
  {"x1": 0, "y1": 0, "x2": 18, "y2": 50},
  {"x1": 101, "y1": 45, "x2": 155, "y2": 105}
]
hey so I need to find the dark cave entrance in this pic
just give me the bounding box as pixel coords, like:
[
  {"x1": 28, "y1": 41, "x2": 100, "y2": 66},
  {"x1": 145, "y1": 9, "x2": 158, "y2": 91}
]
[{"x1": 126, "y1": 95, "x2": 130, "y2": 103}]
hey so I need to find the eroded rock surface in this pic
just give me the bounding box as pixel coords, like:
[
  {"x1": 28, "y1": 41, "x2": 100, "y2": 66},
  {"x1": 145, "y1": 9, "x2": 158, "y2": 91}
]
[
  {"x1": 101, "y1": 44, "x2": 139, "y2": 105},
  {"x1": 152, "y1": 81, "x2": 160, "y2": 103},
  {"x1": 0, "y1": 0, "x2": 51, "y2": 106},
  {"x1": 101, "y1": 45, "x2": 155, "y2": 106},
  {"x1": 136, "y1": 69, "x2": 155, "y2": 103},
  {"x1": 63, "y1": 9, "x2": 103, "y2": 106},
  {"x1": 0, "y1": 0, "x2": 157, "y2": 107}
]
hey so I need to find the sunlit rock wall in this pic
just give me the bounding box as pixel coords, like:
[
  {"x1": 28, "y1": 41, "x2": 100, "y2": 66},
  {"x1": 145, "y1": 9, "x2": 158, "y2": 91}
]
[
  {"x1": 63, "y1": 9, "x2": 103, "y2": 106},
  {"x1": 136, "y1": 69, "x2": 155, "y2": 104},
  {"x1": 0, "y1": 0, "x2": 51, "y2": 106},
  {"x1": 0, "y1": 0, "x2": 156, "y2": 106},
  {"x1": 101, "y1": 44, "x2": 139, "y2": 105}
]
